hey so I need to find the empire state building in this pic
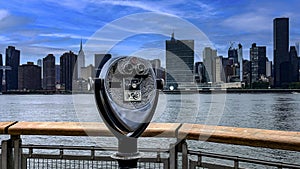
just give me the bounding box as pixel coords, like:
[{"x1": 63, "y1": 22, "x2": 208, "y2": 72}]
[{"x1": 77, "y1": 40, "x2": 85, "y2": 79}]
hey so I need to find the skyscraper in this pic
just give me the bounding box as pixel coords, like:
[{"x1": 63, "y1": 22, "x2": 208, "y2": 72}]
[
  {"x1": 237, "y1": 44, "x2": 243, "y2": 82},
  {"x1": 215, "y1": 56, "x2": 222, "y2": 83},
  {"x1": 273, "y1": 18, "x2": 290, "y2": 87},
  {"x1": 77, "y1": 40, "x2": 85, "y2": 79},
  {"x1": 196, "y1": 62, "x2": 209, "y2": 83},
  {"x1": 266, "y1": 61, "x2": 272, "y2": 77},
  {"x1": 228, "y1": 45, "x2": 238, "y2": 64},
  {"x1": 5, "y1": 46, "x2": 20, "y2": 90},
  {"x1": 81, "y1": 64, "x2": 94, "y2": 80},
  {"x1": 194, "y1": 62, "x2": 201, "y2": 83},
  {"x1": 150, "y1": 59, "x2": 164, "y2": 79},
  {"x1": 94, "y1": 54, "x2": 111, "y2": 77},
  {"x1": 60, "y1": 51, "x2": 77, "y2": 91},
  {"x1": 55, "y1": 65, "x2": 60, "y2": 84},
  {"x1": 296, "y1": 42, "x2": 300, "y2": 57},
  {"x1": 18, "y1": 62, "x2": 41, "y2": 90},
  {"x1": 250, "y1": 43, "x2": 267, "y2": 83},
  {"x1": 43, "y1": 54, "x2": 56, "y2": 90},
  {"x1": 165, "y1": 33, "x2": 194, "y2": 89},
  {"x1": 37, "y1": 59, "x2": 43, "y2": 79},
  {"x1": 289, "y1": 46, "x2": 299, "y2": 82},
  {"x1": 0, "y1": 54, "x2": 3, "y2": 92},
  {"x1": 203, "y1": 47, "x2": 217, "y2": 83},
  {"x1": 37, "y1": 59, "x2": 42, "y2": 67}
]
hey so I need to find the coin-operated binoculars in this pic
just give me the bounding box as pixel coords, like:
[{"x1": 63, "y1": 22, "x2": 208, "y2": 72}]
[{"x1": 89, "y1": 56, "x2": 163, "y2": 168}]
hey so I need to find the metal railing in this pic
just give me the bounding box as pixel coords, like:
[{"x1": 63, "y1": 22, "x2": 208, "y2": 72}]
[
  {"x1": 1, "y1": 121, "x2": 300, "y2": 169},
  {"x1": 21, "y1": 145, "x2": 169, "y2": 169},
  {"x1": 188, "y1": 150, "x2": 300, "y2": 169}
]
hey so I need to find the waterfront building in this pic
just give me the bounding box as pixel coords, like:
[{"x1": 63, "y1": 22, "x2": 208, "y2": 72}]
[
  {"x1": 194, "y1": 62, "x2": 201, "y2": 83},
  {"x1": 243, "y1": 60, "x2": 251, "y2": 86},
  {"x1": 289, "y1": 46, "x2": 299, "y2": 82},
  {"x1": 77, "y1": 40, "x2": 85, "y2": 79},
  {"x1": 273, "y1": 18, "x2": 290, "y2": 87},
  {"x1": 94, "y1": 54, "x2": 111, "y2": 77},
  {"x1": 266, "y1": 61, "x2": 272, "y2": 78},
  {"x1": 60, "y1": 51, "x2": 77, "y2": 91},
  {"x1": 150, "y1": 59, "x2": 164, "y2": 80},
  {"x1": 150, "y1": 59, "x2": 161, "y2": 75},
  {"x1": 250, "y1": 43, "x2": 267, "y2": 83},
  {"x1": 215, "y1": 56, "x2": 222, "y2": 83},
  {"x1": 55, "y1": 65, "x2": 60, "y2": 84},
  {"x1": 223, "y1": 44, "x2": 241, "y2": 82},
  {"x1": 299, "y1": 58, "x2": 300, "y2": 81},
  {"x1": 0, "y1": 54, "x2": 3, "y2": 92},
  {"x1": 18, "y1": 62, "x2": 41, "y2": 90},
  {"x1": 221, "y1": 57, "x2": 230, "y2": 82},
  {"x1": 203, "y1": 47, "x2": 217, "y2": 83},
  {"x1": 237, "y1": 44, "x2": 243, "y2": 82},
  {"x1": 43, "y1": 54, "x2": 56, "y2": 90},
  {"x1": 37, "y1": 59, "x2": 42, "y2": 67},
  {"x1": 81, "y1": 64, "x2": 94, "y2": 81},
  {"x1": 37, "y1": 59, "x2": 43, "y2": 80},
  {"x1": 195, "y1": 62, "x2": 209, "y2": 83},
  {"x1": 5, "y1": 46, "x2": 20, "y2": 91},
  {"x1": 296, "y1": 42, "x2": 300, "y2": 57},
  {"x1": 228, "y1": 44, "x2": 238, "y2": 64},
  {"x1": 165, "y1": 33, "x2": 194, "y2": 89}
]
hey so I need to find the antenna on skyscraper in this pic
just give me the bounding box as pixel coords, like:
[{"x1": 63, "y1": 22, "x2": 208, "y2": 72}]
[
  {"x1": 80, "y1": 38, "x2": 83, "y2": 51},
  {"x1": 171, "y1": 29, "x2": 175, "y2": 40}
]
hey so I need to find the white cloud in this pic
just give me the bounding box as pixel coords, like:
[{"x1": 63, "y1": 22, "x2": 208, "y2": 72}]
[
  {"x1": 0, "y1": 35, "x2": 10, "y2": 42},
  {"x1": 44, "y1": 0, "x2": 88, "y2": 11},
  {"x1": 40, "y1": 33, "x2": 83, "y2": 39},
  {"x1": 94, "y1": 0, "x2": 164, "y2": 13},
  {"x1": 222, "y1": 13, "x2": 272, "y2": 32},
  {"x1": 0, "y1": 35, "x2": 16, "y2": 44},
  {"x1": 0, "y1": 9, "x2": 9, "y2": 20},
  {"x1": 39, "y1": 33, "x2": 120, "y2": 42},
  {"x1": 0, "y1": 15, "x2": 32, "y2": 31},
  {"x1": 88, "y1": 0, "x2": 215, "y2": 19}
]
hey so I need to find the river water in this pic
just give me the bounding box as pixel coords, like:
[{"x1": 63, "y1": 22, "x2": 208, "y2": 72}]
[{"x1": 0, "y1": 93, "x2": 300, "y2": 165}]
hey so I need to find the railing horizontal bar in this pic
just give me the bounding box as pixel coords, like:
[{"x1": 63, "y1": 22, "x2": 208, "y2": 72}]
[
  {"x1": 179, "y1": 123, "x2": 300, "y2": 151},
  {"x1": 21, "y1": 144, "x2": 169, "y2": 153},
  {"x1": 200, "y1": 162, "x2": 233, "y2": 169},
  {"x1": 238, "y1": 157, "x2": 300, "y2": 168},
  {"x1": 23, "y1": 154, "x2": 168, "y2": 165},
  {"x1": 189, "y1": 150, "x2": 238, "y2": 161},
  {"x1": 189, "y1": 150, "x2": 300, "y2": 168}
]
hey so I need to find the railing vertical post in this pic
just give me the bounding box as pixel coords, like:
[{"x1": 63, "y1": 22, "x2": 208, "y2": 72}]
[
  {"x1": 189, "y1": 160, "x2": 196, "y2": 169},
  {"x1": 234, "y1": 157, "x2": 239, "y2": 169},
  {"x1": 181, "y1": 140, "x2": 188, "y2": 169},
  {"x1": 1, "y1": 139, "x2": 13, "y2": 169},
  {"x1": 169, "y1": 143, "x2": 177, "y2": 169},
  {"x1": 12, "y1": 135, "x2": 22, "y2": 169}
]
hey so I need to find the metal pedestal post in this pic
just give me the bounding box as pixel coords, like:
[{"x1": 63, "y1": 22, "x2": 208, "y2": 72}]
[{"x1": 112, "y1": 137, "x2": 141, "y2": 169}]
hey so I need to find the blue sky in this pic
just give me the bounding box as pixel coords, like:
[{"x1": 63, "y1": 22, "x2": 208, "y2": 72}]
[{"x1": 0, "y1": 0, "x2": 299, "y2": 65}]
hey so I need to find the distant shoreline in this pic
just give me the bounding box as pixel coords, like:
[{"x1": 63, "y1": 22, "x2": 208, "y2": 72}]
[
  {"x1": 162, "y1": 89, "x2": 300, "y2": 94},
  {"x1": 1, "y1": 89, "x2": 300, "y2": 95}
]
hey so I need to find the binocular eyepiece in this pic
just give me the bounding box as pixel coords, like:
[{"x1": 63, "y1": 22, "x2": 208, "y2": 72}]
[{"x1": 120, "y1": 57, "x2": 149, "y2": 76}]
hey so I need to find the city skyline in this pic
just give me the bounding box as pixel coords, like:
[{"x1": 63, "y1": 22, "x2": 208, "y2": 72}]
[{"x1": 0, "y1": 0, "x2": 300, "y2": 65}]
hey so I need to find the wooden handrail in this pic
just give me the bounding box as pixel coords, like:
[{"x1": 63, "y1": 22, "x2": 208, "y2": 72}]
[
  {"x1": 0, "y1": 122, "x2": 16, "y2": 134},
  {"x1": 178, "y1": 123, "x2": 300, "y2": 152},
  {"x1": 6, "y1": 122, "x2": 182, "y2": 138},
  {"x1": 1, "y1": 121, "x2": 300, "y2": 151}
]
